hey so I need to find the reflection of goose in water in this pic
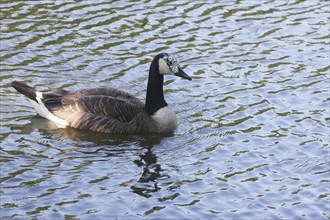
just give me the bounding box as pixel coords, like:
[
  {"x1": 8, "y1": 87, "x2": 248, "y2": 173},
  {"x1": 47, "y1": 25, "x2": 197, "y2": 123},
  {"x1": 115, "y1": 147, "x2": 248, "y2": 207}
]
[
  {"x1": 131, "y1": 147, "x2": 166, "y2": 198},
  {"x1": 12, "y1": 53, "x2": 191, "y2": 134},
  {"x1": 11, "y1": 117, "x2": 171, "y2": 197}
]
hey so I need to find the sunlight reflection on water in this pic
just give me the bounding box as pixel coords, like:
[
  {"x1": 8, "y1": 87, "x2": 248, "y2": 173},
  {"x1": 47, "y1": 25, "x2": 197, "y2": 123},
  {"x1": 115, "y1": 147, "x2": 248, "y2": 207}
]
[{"x1": 1, "y1": 0, "x2": 329, "y2": 219}]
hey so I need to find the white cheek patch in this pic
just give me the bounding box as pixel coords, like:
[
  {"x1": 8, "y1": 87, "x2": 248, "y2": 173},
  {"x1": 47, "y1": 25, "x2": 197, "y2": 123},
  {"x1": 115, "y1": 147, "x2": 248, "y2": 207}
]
[{"x1": 158, "y1": 58, "x2": 172, "y2": 75}]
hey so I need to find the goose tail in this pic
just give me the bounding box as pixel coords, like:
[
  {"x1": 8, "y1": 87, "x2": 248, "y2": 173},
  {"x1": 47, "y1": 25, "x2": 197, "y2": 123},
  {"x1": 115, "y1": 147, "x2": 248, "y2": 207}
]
[
  {"x1": 11, "y1": 81, "x2": 67, "y2": 127},
  {"x1": 11, "y1": 81, "x2": 38, "y2": 102}
]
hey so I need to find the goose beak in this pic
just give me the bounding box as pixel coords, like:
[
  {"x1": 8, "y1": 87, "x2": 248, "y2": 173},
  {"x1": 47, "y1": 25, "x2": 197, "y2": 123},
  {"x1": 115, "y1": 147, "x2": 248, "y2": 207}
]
[{"x1": 175, "y1": 67, "x2": 192, "y2": 80}]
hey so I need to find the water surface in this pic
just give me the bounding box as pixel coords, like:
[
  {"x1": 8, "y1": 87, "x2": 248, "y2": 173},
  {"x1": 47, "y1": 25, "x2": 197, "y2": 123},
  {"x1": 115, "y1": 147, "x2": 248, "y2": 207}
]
[{"x1": 1, "y1": 0, "x2": 329, "y2": 219}]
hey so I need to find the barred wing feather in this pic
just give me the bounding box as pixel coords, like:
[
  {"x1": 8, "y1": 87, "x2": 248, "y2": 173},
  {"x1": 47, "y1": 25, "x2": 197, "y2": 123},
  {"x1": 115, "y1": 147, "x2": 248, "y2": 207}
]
[{"x1": 40, "y1": 89, "x2": 146, "y2": 133}]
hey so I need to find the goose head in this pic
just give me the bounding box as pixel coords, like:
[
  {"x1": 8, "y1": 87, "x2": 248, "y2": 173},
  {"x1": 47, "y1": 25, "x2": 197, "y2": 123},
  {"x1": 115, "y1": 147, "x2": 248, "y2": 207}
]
[
  {"x1": 145, "y1": 52, "x2": 191, "y2": 116},
  {"x1": 157, "y1": 53, "x2": 192, "y2": 80}
]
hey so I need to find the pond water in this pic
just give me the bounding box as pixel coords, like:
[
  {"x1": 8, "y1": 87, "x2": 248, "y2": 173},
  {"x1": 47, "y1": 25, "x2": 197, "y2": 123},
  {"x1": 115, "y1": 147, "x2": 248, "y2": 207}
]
[{"x1": 1, "y1": 0, "x2": 329, "y2": 219}]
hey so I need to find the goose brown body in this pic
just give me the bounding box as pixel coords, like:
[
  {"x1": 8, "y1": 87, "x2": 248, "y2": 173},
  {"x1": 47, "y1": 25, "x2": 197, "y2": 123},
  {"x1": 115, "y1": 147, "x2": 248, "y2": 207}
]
[
  {"x1": 11, "y1": 53, "x2": 192, "y2": 134},
  {"x1": 49, "y1": 88, "x2": 161, "y2": 134}
]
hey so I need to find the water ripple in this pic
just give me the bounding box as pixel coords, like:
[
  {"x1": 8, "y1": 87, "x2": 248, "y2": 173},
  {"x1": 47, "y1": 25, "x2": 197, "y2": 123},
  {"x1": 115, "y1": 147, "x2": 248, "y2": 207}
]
[{"x1": 1, "y1": 0, "x2": 329, "y2": 219}]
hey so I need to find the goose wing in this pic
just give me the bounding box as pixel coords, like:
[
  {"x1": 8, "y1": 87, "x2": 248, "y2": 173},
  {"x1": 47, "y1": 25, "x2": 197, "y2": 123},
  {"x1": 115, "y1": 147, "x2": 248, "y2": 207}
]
[
  {"x1": 39, "y1": 88, "x2": 145, "y2": 132},
  {"x1": 59, "y1": 94, "x2": 143, "y2": 121},
  {"x1": 11, "y1": 81, "x2": 147, "y2": 133},
  {"x1": 43, "y1": 88, "x2": 144, "y2": 122},
  {"x1": 79, "y1": 88, "x2": 142, "y2": 105}
]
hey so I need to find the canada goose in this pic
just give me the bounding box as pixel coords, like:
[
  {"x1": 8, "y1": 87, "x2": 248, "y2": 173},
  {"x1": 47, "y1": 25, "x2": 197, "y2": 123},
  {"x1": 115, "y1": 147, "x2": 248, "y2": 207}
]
[{"x1": 11, "y1": 53, "x2": 192, "y2": 134}]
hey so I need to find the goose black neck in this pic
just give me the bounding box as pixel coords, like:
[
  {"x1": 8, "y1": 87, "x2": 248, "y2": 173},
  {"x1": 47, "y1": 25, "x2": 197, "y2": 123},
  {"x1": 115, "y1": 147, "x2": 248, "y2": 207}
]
[{"x1": 145, "y1": 57, "x2": 167, "y2": 115}]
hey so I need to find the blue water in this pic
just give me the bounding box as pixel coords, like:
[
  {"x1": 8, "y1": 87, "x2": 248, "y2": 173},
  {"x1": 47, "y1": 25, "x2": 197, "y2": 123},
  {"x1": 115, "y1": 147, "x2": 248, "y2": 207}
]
[{"x1": 1, "y1": 0, "x2": 329, "y2": 219}]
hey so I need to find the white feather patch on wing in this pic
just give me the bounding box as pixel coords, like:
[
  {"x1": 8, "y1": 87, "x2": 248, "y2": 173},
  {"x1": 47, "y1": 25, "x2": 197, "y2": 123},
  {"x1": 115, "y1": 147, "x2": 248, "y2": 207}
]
[{"x1": 29, "y1": 91, "x2": 67, "y2": 128}]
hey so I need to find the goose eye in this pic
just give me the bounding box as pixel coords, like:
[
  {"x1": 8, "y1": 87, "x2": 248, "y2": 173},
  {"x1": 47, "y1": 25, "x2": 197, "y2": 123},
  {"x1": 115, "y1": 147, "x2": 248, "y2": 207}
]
[{"x1": 160, "y1": 54, "x2": 180, "y2": 74}]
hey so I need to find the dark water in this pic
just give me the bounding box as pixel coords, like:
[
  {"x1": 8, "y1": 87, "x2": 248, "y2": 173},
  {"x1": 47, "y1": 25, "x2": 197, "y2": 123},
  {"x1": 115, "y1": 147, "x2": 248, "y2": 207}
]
[{"x1": 1, "y1": 0, "x2": 329, "y2": 219}]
